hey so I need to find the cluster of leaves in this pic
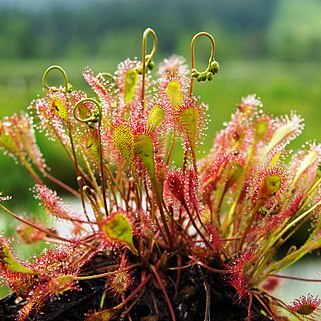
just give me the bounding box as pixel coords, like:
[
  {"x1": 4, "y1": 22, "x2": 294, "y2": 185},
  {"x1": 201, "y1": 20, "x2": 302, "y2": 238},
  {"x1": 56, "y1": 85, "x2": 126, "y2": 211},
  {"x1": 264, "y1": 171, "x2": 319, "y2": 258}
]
[{"x1": 0, "y1": 29, "x2": 321, "y2": 321}]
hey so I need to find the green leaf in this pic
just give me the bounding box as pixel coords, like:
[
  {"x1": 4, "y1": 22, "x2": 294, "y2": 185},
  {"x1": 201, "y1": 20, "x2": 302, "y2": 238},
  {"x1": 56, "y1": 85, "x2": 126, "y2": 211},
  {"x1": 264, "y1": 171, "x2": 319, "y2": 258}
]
[
  {"x1": 260, "y1": 174, "x2": 282, "y2": 200},
  {"x1": 113, "y1": 125, "x2": 134, "y2": 165},
  {"x1": 179, "y1": 107, "x2": 198, "y2": 158},
  {"x1": 226, "y1": 163, "x2": 243, "y2": 190},
  {"x1": 102, "y1": 213, "x2": 138, "y2": 255},
  {"x1": 0, "y1": 131, "x2": 16, "y2": 155},
  {"x1": 146, "y1": 105, "x2": 165, "y2": 132},
  {"x1": 0, "y1": 241, "x2": 34, "y2": 274},
  {"x1": 50, "y1": 96, "x2": 69, "y2": 121},
  {"x1": 85, "y1": 136, "x2": 100, "y2": 162},
  {"x1": 134, "y1": 134, "x2": 156, "y2": 179},
  {"x1": 255, "y1": 119, "x2": 269, "y2": 139},
  {"x1": 165, "y1": 80, "x2": 183, "y2": 109},
  {"x1": 124, "y1": 69, "x2": 138, "y2": 104}
]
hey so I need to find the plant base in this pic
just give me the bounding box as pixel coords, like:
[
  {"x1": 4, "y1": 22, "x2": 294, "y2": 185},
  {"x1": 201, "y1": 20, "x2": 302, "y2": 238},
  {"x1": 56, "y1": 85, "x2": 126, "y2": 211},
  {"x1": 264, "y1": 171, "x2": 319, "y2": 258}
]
[{"x1": 0, "y1": 255, "x2": 273, "y2": 321}]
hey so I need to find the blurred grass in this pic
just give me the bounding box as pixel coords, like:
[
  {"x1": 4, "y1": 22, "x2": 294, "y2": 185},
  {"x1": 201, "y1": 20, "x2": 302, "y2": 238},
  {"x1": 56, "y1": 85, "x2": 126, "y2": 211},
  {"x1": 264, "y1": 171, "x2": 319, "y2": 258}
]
[
  {"x1": 1, "y1": 58, "x2": 321, "y2": 200},
  {"x1": 196, "y1": 60, "x2": 321, "y2": 151},
  {"x1": 1, "y1": 58, "x2": 321, "y2": 197},
  {"x1": 2, "y1": 58, "x2": 321, "y2": 142}
]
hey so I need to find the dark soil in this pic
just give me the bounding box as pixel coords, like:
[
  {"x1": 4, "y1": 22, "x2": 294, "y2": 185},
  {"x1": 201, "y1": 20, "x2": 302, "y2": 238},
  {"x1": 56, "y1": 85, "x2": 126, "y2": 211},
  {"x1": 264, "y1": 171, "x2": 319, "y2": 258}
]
[{"x1": 0, "y1": 256, "x2": 273, "y2": 321}]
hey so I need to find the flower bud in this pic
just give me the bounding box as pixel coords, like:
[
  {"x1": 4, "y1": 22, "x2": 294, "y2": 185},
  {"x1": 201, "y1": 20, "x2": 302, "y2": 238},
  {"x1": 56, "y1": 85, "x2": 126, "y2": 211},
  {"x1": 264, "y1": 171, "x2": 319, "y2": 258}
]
[
  {"x1": 210, "y1": 60, "x2": 219, "y2": 74},
  {"x1": 148, "y1": 60, "x2": 155, "y2": 70},
  {"x1": 206, "y1": 72, "x2": 214, "y2": 81},
  {"x1": 191, "y1": 68, "x2": 198, "y2": 78}
]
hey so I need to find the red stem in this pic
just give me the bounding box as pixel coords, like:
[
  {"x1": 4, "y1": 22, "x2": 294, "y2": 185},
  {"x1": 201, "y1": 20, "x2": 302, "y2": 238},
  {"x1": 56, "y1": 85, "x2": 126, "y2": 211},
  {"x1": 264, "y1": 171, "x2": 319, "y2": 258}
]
[
  {"x1": 175, "y1": 254, "x2": 182, "y2": 290},
  {"x1": 189, "y1": 258, "x2": 226, "y2": 273},
  {"x1": 151, "y1": 264, "x2": 176, "y2": 321},
  {"x1": 247, "y1": 292, "x2": 253, "y2": 321},
  {"x1": 44, "y1": 171, "x2": 80, "y2": 198},
  {"x1": 97, "y1": 124, "x2": 109, "y2": 217},
  {"x1": 0, "y1": 204, "x2": 92, "y2": 247},
  {"x1": 268, "y1": 273, "x2": 321, "y2": 282},
  {"x1": 253, "y1": 292, "x2": 276, "y2": 321},
  {"x1": 117, "y1": 273, "x2": 152, "y2": 308}
]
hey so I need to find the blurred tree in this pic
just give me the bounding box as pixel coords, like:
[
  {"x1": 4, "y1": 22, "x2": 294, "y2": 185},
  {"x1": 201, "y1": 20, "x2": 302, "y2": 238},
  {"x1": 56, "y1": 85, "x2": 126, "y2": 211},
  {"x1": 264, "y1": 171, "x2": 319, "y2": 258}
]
[
  {"x1": 268, "y1": 0, "x2": 321, "y2": 61},
  {"x1": 0, "y1": 0, "x2": 277, "y2": 60},
  {"x1": 0, "y1": 11, "x2": 33, "y2": 58}
]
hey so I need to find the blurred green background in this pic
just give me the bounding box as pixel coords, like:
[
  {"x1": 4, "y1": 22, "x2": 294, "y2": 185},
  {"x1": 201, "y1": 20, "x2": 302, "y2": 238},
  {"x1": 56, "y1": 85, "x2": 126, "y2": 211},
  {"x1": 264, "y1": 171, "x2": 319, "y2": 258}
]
[
  {"x1": 1, "y1": 0, "x2": 321, "y2": 305},
  {"x1": 1, "y1": 0, "x2": 321, "y2": 209}
]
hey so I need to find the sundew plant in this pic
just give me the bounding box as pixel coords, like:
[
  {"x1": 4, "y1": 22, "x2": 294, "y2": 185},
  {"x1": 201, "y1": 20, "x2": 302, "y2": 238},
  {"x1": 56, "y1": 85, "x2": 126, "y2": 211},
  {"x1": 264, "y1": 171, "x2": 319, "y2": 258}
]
[{"x1": 1, "y1": 28, "x2": 321, "y2": 321}]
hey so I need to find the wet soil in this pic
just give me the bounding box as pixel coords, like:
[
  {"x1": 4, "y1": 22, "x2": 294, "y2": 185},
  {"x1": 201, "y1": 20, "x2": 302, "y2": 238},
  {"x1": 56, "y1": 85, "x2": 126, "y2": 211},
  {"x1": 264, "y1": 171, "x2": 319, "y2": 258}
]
[{"x1": 0, "y1": 257, "x2": 272, "y2": 321}]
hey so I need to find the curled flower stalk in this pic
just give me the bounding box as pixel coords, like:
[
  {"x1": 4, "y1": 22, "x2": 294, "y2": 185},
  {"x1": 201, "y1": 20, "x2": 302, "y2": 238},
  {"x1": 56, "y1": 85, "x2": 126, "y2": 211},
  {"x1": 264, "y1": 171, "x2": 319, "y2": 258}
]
[{"x1": 0, "y1": 28, "x2": 321, "y2": 321}]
